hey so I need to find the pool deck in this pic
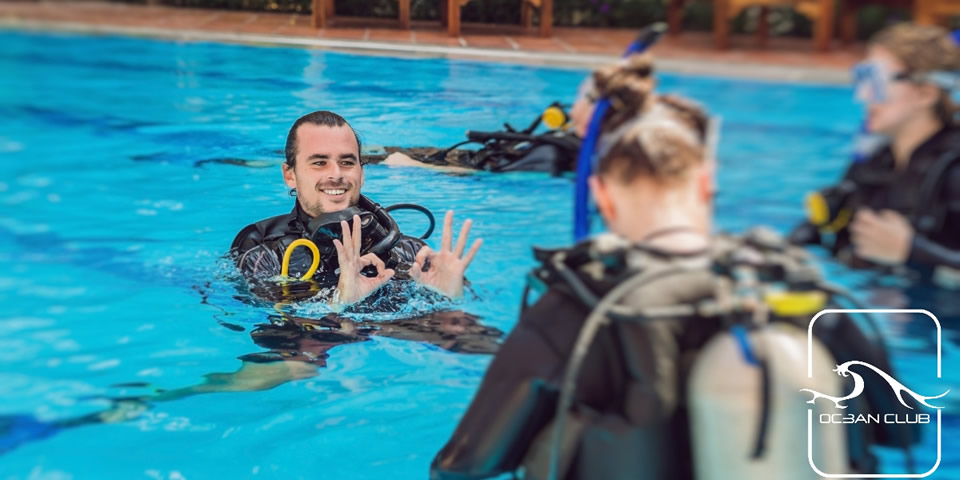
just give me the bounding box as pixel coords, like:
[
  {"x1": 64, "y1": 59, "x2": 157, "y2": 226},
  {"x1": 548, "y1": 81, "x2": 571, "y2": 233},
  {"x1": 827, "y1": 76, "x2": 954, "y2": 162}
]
[{"x1": 0, "y1": 0, "x2": 862, "y2": 83}]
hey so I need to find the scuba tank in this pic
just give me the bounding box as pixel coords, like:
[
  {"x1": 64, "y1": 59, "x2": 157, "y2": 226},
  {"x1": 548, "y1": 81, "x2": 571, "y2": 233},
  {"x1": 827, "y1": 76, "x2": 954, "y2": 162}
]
[
  {"x1": 522, "y1": 227, "x2": 905, "y2": 480},
  {"x1": 688, "y1": 323, "x2": 849, "y2": 479},
  {"x1": 687, "y1": 230, "x2": 854, "y2": 478}
]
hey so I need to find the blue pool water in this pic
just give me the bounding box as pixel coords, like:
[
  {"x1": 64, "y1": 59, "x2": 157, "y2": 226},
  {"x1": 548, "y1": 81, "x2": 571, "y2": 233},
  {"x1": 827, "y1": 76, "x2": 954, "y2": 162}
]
[{"x1": 0, "y1": 30, "x2": 956, "y2": 479}]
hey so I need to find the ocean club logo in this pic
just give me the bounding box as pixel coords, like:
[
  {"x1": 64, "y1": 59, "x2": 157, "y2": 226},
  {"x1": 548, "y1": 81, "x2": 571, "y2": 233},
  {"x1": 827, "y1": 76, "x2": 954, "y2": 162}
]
[
  {"x1": 805, "y1": 309, "x2": 948, "y2": 478},
  {"x1": 801, "y1": 360, "x2": 949, "y2": 411}
]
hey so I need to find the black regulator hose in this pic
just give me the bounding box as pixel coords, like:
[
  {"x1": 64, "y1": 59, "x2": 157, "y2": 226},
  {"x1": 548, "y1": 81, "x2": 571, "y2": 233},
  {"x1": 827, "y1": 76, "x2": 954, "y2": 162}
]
[{"x1": 385, "y1": 204, "x2": 436, "y2": 240}]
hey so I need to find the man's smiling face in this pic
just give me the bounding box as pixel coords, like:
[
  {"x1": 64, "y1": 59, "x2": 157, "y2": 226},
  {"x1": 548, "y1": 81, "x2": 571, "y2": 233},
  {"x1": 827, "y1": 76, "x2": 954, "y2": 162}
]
[{"x1": 283, "y1": 123, "x2": 364, "y2": 217}]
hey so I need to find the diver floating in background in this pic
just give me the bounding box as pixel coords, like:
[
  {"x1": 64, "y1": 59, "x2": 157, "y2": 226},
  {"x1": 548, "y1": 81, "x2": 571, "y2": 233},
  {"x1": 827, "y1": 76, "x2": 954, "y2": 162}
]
[
  {"x1": 431, "y1": 52, "x2": 919, "y2": 480},
  {"x1": 367, "y1": 81, "x2": 597, "y2": 175},
  {"x1": 792, "y1": 24, "x2": 960, "y2": 289},
  {"x1": 231, "y1": 110, "x2": 483, "y2": 305}
]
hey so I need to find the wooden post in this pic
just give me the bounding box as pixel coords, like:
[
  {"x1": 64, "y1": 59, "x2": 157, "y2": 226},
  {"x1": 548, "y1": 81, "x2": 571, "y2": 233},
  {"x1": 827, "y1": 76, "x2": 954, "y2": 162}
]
[
  {"x1": 813, "y1": 0, "x2": 834, "y2": 51},
  {"x1": 447, "y1": 0, "x2": 460, "y2": 36},
  {"x1": 399, "y1": 0, "x2": 411, "y2": 29},
  {"x1": 312, "y1": 0, "x2": 325, "y2": 28},
  {"x1": 539, "y1": 0, "x2": 553, "y2": 37},
  {"x1": 913, "y1": 0, "x2": 935, "y2": 25},
  {"x1": 522, "y1": 0, "x2": 533, "y2": 30},
  {"x1": 840, "y1": 0, "x2": 857, "y2": 45},
  {"x1": 713, "y1": 0, "x2": 730, "y2": 49},
  {"x1": 325, "y1": 0, "x2": 335, "y2": 23},
  {"x1": 667, "y1": 0, "x2": 685, "y2": 36}
]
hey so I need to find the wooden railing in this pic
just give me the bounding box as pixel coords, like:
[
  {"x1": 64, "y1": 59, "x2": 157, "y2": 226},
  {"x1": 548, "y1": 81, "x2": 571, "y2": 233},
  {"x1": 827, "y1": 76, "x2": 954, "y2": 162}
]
[{"x1": 311, "y1": 0, "x2": 553, "y2": 37}]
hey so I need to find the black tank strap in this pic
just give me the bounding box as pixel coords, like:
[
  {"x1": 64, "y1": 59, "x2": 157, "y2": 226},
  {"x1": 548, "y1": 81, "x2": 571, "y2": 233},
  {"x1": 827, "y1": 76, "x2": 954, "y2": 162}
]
[{"x1": 752, "y1": 357, "x2": 772, "y2": 459}]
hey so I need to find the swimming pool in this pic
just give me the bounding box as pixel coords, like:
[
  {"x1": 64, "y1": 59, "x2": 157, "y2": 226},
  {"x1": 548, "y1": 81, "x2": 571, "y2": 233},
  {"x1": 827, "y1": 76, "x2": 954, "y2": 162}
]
[{"x1": 0, "y1": 30, "x2": 955, "y2": 479}]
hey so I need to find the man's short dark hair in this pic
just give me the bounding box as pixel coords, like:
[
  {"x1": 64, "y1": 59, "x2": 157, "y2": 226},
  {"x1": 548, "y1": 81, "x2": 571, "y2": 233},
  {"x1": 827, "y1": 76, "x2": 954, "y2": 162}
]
[{"x1": 284, "y1": 110, "x2": 363, "y2": 167}]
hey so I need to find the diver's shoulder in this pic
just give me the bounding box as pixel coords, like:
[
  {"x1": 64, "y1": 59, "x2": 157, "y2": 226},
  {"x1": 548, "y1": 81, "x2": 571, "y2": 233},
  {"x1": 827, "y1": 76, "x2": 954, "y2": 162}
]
[
  {"x1": 231, "y1": 212, "x2": 298, "y2": 252},
  {"x1": 925, "y1": 128, "x2": 960, "y2": 196},
  {"x1": 927, "y1": 126, "x2": 960, "y2": 156},
  {"x1": 518, "y1": 287, "x2": 591, "y2": 341},
  {"x1": 522, "y1": 235, "x2": 632, "y2": 329},
  {"x1": 941, "y1": 126, "x2": 960, "y2": 143}
]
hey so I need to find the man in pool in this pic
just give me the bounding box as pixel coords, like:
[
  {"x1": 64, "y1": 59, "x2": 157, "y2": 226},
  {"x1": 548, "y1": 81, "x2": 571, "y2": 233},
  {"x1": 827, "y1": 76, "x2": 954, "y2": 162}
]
[{"x1": 231, "y1": 110, "x2": 482, "y2": 304}]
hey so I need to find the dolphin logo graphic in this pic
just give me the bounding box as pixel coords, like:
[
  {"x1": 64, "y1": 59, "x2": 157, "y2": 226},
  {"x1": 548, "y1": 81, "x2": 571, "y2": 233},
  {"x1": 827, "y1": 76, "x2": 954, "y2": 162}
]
[{"x1": 800, "y1": 360, "x2": 949, "y2": 410}]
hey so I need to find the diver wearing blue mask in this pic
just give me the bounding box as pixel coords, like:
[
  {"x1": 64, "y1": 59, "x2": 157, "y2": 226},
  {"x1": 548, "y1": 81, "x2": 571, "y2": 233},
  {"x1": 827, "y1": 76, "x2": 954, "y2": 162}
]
[{"x1": 791, "y1": 24, "x2": 960, "y2": 288}]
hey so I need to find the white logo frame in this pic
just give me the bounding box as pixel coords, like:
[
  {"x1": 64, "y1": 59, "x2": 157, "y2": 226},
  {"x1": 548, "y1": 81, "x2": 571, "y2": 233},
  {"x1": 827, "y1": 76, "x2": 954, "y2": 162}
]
[{"x1": 806, "y1": 309, "x2": 943, "y2": 479}]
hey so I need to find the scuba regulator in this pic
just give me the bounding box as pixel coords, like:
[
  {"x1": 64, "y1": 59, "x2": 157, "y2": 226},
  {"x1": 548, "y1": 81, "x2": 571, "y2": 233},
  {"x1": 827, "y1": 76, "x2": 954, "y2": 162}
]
[
  {"x1": 804, "y1": 180, "x2": 859, "y2": 234},
  {"x1": 541, "y1": 102, "x2": 571, "y2": 131},
  {"x1": 306, "y1": 203, "x2": 401, "y2": 261},
  {"x1": 278, "y1": 196, "x2": 436, "y2": 283}
]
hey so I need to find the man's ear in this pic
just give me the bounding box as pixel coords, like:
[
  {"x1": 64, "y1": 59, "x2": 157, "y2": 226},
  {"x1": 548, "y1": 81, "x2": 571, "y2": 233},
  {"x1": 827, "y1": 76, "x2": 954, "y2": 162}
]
[
  {"x1": 697, "y1": 163, "x2": 715, "y2": 203},
  {"x1": 588, "y1": 175, "x2": 616, "y2": 224},
  {"x1": 282, "y1": 163, "x2": 297, "y2": 190}
]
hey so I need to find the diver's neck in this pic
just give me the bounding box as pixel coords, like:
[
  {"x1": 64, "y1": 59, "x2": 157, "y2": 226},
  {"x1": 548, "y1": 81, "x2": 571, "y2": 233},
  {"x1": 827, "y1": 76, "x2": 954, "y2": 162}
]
[
  {"x1": 617, "y1": 192, "x2": 710, "y2": 251},
  {"x1": 294, "y1": 200, "x2": 317, "y2": 223},
  {"x1": 891, "y1": 114, "x2": 942, "y2": 170}
]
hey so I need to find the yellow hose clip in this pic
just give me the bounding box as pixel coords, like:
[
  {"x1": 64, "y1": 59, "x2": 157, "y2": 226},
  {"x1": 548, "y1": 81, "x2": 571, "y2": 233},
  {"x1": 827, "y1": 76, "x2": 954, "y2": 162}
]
[
  {"x1": 542, "y1": 106, "x2": 568, "y2": 130},
  {"x1": 805, "y1": 191, "x2": 852, "y2": 234},
  {"x1": 281, "y1": 238, "x2": 321, "y2": 281},
  {"x1": 805, "y1": 191, "x2": 830, "y2": 226},
  {"x1": 764, "y1": 290, "x2": 828, "y2": 317}
]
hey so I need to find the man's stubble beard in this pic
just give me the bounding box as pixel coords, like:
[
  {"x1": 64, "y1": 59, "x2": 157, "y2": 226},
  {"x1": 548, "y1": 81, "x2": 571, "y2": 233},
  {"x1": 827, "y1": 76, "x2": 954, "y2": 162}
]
[{"x1": 300, "y1": 189, "x2": 362, "y2": 218}]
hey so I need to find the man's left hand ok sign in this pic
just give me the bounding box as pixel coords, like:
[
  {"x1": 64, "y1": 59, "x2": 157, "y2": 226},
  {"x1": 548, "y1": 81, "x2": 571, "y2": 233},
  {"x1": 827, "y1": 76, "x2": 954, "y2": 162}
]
[{"x1": 410, "y1": 210, "x2": 482, "y2": 298}]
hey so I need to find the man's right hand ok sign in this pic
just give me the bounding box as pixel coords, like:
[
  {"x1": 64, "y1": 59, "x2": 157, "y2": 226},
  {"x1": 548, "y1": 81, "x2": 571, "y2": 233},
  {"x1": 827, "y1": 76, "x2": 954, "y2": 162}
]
[{"x1": 333, "y1": 215, "x2": 395, "y2": 305}]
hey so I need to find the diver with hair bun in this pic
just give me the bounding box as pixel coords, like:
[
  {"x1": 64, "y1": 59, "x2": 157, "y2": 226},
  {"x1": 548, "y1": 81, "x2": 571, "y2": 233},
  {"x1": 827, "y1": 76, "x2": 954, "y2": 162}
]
[
  {"x1": 431, "y1": 50, "x2": 918, "y2": 480},
  {"x1": 791, "y1": 23, "x2": 960, "y2": 287}
]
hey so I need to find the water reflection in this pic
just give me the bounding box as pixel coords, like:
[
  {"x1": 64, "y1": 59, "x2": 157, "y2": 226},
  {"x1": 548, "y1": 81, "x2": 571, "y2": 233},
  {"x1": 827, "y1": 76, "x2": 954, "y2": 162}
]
[{"x1": 0, "y1": 304, "x2": 502, "y2": 456}]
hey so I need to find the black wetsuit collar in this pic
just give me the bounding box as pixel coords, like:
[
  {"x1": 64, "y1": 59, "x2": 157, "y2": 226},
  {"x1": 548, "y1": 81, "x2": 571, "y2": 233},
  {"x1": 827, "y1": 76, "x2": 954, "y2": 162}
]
[
  {"x1": 283, "y1": 201, "x2": 313, "y2": 237},
  {"x1": 875, "y1": 126, "x2": 960, "y2": 171}
]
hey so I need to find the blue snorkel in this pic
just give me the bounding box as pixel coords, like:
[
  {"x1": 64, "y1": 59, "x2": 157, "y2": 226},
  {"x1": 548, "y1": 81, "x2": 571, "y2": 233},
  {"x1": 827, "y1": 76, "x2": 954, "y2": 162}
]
[{"x1": 573, "y1": 23, "x2": 668, "y2": 241}]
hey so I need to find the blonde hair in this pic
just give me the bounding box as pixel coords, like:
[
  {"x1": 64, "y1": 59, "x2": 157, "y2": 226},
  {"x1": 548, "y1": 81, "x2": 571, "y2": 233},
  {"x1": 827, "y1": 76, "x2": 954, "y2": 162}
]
[
  {"x1": 871, "y1": 23, "x2": 960, "y2": 125},
  {"x1": 591, "y1": 54, "x2": 711, "y2": 183}
]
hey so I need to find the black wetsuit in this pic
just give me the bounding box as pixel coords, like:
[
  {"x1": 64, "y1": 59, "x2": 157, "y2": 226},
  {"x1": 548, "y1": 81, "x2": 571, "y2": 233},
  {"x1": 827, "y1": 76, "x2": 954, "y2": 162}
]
[
  {"x1": 230, "y1": 196, "x2": 425, "y2": 292},
  {"x1": 431, "y1": 235, "x2": 917, "y2": 480},
  {"x1": 791, "y1": 127, "x2": 960, "y2": 278},
  {"x1": 432, "y1": 287, "x2": 655, "y2": 480}
]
